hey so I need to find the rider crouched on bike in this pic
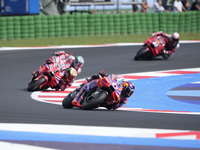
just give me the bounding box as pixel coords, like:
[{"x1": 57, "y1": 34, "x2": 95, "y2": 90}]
[
  {"x1": 54, "y1": 67, "x2": 78, "y2": 91},
  {"x1": 151, "y1": 31, "x2": 180, "y2": 59},
  {"x1": 32, "y1": 51, "x2": 84, "y2": 91},
  {"x1": 71, "y1": 70, "x2": 135, "y2": 110},
  {"x1": 46, "y1": 51, "x2": 84, "y2": 75}
]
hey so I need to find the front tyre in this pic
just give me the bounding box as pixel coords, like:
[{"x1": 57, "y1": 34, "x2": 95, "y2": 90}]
[
  {"x1": 134, "y1": 47, "x2": 148, "y2": 60},
  {"x1": 62, "y1": 90, "x2": 78, "y2": 109},
  {"x1": 27, "y1": 76, "x2": 46, "y2": 91},
  {"x1": 82, "y1": 90, "x2": 108, "y2": 110}
]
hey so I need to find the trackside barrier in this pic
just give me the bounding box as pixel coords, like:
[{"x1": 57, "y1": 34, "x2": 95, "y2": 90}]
[{"x1": 0, "y1": 11, "x2": 199, "y2": 40}]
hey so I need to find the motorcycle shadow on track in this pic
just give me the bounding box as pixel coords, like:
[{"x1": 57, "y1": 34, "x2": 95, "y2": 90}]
[
  {"x1": 58, "y1": 106, "x2": 111, "y2": 111},
  {"x1": 22, "y1": 87, "x2": 42, "y2": 92},
  {"x1": 131, "y1": 57, "x2": 167, "y2": 61}
]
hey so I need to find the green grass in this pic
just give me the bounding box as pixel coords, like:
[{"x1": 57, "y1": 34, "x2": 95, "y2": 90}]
[{"x1": 0, "y1": 33, "x2": 200, "y2": 47}]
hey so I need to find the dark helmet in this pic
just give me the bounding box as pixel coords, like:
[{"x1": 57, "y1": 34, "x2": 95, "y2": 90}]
[
  {"x1": 121, "y1": 81, "x2": 135, "y2": 98},
  {"x1": 170, "y1": 32, "x2": 180, "y2": 47},
  {"x1": 72, "y1": 56, "x2": 84, "y2": 69}
]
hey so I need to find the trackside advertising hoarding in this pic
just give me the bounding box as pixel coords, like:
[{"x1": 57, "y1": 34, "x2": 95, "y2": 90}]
[{"x1": 0, "y1": 0, "x2": 39, "y2": 15}]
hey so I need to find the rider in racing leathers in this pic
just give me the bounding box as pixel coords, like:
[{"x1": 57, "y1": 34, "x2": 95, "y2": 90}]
[
  {"x1": 151, "y1": 31, "x2": 180, "y2": 59},
  {"x1": 32, "y1": 51, "x2": 84, "y2": 91},
  {"x1": 54, "y1": 67, "x2": 77, "y2": 91},
  {"x1": 46, "y1": 51, "x2": 84, "y2": 74},
  {"x1": 71, "y1": 70, "x2": 135, "y2": 110}
]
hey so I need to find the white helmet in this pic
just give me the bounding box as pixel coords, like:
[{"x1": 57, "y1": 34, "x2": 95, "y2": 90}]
[
  {"x1": 171, "y1": 32, "x2": 180, "y2": 47},
  {"x1": 72, "y1": 56, "x2": 84, "y2": 69}
]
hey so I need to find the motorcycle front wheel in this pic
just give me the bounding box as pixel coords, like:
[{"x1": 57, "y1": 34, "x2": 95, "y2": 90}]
[
  {"x1": 27, "y1": 76, "x2": 46, "y2": 91},
  {"x1": 62, "y1": 90, "x2": 78, "y2": 109},
  {"x1": 134, "y1": 47, "x2": 148, "y2": 60},
  {"x1": 82, "y1": 89, "x2": 108, "y2": 110}
]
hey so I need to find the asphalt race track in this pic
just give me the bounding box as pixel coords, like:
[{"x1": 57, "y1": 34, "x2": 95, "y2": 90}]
[{"x1": 0, "y1": 43, "x2": 200, "y2": 149}]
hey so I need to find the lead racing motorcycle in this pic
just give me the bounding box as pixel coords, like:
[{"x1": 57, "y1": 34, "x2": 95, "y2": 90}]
[
  {"x1": 62, "y1": 74, "x2": 123, "y2": 110},
  {"x1": 134, "y1": 35, "x2": 167, "y2": 60}
]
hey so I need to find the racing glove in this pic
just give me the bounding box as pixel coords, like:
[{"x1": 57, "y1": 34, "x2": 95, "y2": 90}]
[{"x1": 99, "y1": 70, "x2": 108, "y2": 77}]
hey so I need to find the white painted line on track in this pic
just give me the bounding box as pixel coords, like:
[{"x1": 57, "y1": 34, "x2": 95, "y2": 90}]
[
  {"x1": 0, "y1": 141, "x2": 57, "y2": 150},
  {"x1": 0, "y1": 41, "x2": 200, "y2": 51}
]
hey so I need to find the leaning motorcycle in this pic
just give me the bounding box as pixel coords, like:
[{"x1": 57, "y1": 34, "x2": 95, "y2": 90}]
[
  {"x1": 27, "y1": 64, "x2": 61, "y2": 91},
  {"x1": 62, "y1": 74, "x2": 123, "y2": 110},
  {"x1": 134, "y1": 35, "x2": 167, "y2": 60}
]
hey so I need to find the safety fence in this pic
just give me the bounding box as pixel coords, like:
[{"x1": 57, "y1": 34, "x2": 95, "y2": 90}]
[{"x1": 0, "y1": 11, "x2": 199, "y2": 40}]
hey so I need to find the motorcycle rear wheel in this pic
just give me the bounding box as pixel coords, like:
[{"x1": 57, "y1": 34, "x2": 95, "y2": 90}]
[
  {"x1": 27, "y1": 76, "x2": 46, "y2": 91},
  {"x1": 82, "y1": 89, "x2": 108, "y2": 110},
  {"x1": 134, "y1": 47, "x2": 148, "y2": 60}
]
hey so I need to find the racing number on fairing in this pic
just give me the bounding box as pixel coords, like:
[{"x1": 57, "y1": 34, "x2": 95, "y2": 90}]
[
  {"x1": 153, "y1": 36, "x2": 165, "y2": 47},
  {"x1": 112, "y1": 82, "x2": 118, "y2": 90},
  {"x1": 152, "y1": 39, "x2": 160, "y2": 47}
]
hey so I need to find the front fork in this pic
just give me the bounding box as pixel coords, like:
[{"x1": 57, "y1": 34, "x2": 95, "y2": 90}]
[{"x1": 37, "y1": 75, "x2": 49, "y2": 89}]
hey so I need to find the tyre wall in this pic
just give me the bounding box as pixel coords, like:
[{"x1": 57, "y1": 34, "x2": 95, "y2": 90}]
[{"x1": 0, "y1": 11, "x2": 199, "y2": 40}]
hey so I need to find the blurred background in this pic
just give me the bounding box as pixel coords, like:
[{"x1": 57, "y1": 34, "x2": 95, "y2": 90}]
[{"x1": 0, "y1": 0, "x2": 199, "y2": 46}]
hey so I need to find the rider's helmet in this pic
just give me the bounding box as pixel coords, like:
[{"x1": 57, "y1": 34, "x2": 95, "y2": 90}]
[
  {"x1": 72, "y1": 56, "x2": 84, "y2": 69},
  {"x1": 121, "y1": 81, "x2": 135, "y2": 98},
  {"x1": 66, "y1": 67, "x2": 77, "y2": 81},
  {"x1": 170, "y1": 32, "x2": 180, "y2": 47}
]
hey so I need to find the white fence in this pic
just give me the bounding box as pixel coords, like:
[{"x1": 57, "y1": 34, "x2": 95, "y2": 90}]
[{"x1": 66, "y1": 0, "x2": 144, "y2": 12}]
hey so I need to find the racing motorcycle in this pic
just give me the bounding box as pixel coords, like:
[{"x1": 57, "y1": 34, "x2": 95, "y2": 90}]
[
  {"x1": 62, "y1": 74, "x2": 123, "y2": 110},
  {"x1": 134, "y1": 35, "x2": 167, "y2": 60},
  {"x1": 27, "y1": 64, "x2": 62, "y2": 91}
]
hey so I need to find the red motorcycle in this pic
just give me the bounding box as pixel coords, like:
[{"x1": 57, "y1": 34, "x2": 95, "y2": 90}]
[
  {"x1": 134, "y1": 36, "x2": 167, "y2": 60},
  {"x1": 27, "y1": 64, "x2": 61, "y2": 91}
]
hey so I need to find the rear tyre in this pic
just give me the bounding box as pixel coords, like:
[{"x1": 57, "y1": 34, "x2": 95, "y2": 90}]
[
  {"x1": 82, "y1": 90, "x2": 108, "y2": 110},
  {"x1": 162, "y1": 54, "x2": 170, "y2": 60},
  {"x1": 27, "y1": 77, "x2": 46, "y2": 91},
  {"x1": 134, "y1": 47, "x2": 148, "y2": 60}
]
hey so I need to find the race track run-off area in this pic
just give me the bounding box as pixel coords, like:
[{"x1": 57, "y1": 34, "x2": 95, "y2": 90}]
[
  {"x1": 1, "y1": 68, "x2": 200, "y2": 149},
  {"x1": 8, "y1": 67, "x2": 198, "y2": 149},
  {"x1": 32, "y1": 67, "x2": 200, "y2": 114}
]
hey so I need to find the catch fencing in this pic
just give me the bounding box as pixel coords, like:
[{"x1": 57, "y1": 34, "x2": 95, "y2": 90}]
[{"x1": 0, "y1": 11, "x2": 199, "y2": 40}]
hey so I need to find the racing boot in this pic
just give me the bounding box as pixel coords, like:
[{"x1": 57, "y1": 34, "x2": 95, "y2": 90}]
[
  {"x1": 72, "y1": 81, "x2": 97, "y2": 108},
  {"x1": 71, "y1": 98, "x2": 82, "y2": 108},
  {"x1": 71, "y1": 82, "x2": 92, "y2": 108},
  {"x1": 71, "y1": 83, "x2": 85, "y2": 107},
  {"x1": 71, "y1": 86, "x2": 85, "y2": 108}
]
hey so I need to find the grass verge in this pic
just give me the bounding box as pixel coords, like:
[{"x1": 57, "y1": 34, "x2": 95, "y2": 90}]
[{"x1": 0, "y1": 33, "x2": 199, "y2": 47}]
